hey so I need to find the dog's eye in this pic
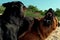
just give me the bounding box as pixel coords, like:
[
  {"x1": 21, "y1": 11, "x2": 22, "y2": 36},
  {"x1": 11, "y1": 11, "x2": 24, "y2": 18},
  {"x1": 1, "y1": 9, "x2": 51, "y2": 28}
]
[{"x1": 12, "y1": 5, "x2": 18, "y2": 8}]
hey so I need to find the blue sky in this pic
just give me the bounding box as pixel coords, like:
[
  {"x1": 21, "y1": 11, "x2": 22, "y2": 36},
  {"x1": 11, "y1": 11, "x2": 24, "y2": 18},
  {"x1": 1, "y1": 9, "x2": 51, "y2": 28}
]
[{"x1": 0, "y1": 0, "x2": 60, "y2": 10}]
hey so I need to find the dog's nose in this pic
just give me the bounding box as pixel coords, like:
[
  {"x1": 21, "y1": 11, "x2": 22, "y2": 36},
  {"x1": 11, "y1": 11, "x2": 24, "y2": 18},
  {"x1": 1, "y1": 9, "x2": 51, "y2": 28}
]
[
  {"x1": 48, "y1": 13, "x2": 50, "y2": 16},
  {"x1": 47, "y1": 13, "x2": 52, "y2": 17}
]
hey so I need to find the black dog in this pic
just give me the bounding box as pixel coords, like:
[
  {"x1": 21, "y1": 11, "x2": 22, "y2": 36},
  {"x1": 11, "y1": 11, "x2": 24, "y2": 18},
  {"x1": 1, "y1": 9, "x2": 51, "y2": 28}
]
[{"x1": 0, "y1": 1, "x2": 33, "y2": 40}]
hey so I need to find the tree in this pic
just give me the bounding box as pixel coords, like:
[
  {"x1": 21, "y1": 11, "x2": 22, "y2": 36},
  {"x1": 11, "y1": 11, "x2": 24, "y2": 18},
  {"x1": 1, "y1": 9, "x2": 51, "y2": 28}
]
[
  {"x1": 39, "y1": 10, "x2": 44, "y2": 15},
  {"x1": 55, "y1": 8, "x2": 60, "y2": 17},
  {"x1": 0, "y1": 6, "x2": 5, "y2": 14},
  {"x1": 27, "y1": 5, "x2": 39, "y2": 12}
]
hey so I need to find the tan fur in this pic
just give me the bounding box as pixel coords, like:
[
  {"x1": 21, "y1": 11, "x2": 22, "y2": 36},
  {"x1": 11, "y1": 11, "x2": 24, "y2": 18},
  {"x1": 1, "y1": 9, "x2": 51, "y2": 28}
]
[{"x1": 18, "y1": 17, "x2": 58, "y2": 40}]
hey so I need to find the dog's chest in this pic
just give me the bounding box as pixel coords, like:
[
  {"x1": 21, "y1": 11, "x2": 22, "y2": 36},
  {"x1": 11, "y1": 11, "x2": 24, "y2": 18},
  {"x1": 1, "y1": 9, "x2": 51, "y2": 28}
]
[{"x1": 6, "y1": 16, "x2": 23, "y2": 33}]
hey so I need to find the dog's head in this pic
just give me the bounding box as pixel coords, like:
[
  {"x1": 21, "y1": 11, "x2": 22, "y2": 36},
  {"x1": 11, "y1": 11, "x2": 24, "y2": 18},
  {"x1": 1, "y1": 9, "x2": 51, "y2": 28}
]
[
  {"x1": 45, "y1": 8, "x2": 55, "y2": 19},
  {"x1": 2, "y1": 1, "x2": 26, "y2": 17},
  {"x1": 43, "y1": 8, "x2": 55, "y2": 26}
]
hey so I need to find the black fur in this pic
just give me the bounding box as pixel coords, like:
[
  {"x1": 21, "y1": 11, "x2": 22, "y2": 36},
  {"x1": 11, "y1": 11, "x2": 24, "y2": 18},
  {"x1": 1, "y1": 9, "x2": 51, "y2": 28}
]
[
  {"x1": 31, "y1": 18, "x2": 40, "y2": 32},
  {"x1": 0, "y1": 1, "x2": 29, "y2": 40},
  {"x1": 43, "y1": 8, "x2": 55, "y2": 27},
  {"x1": 17, "y1": 17, "x2": 34, "y2": 37}
]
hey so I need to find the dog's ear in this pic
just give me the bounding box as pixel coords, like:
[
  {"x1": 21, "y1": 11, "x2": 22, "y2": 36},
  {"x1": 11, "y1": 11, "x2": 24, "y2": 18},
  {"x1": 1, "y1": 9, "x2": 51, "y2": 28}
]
[{"x1": 2, "y1": 2, "x2": 11, "y2": 7}]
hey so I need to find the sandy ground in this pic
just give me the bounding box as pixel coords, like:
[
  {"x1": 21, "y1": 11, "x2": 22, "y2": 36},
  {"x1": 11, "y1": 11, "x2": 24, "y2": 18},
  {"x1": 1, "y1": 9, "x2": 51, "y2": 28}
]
[{"x1": 45, "y1": 27, "x2": 60, "y2": 40}]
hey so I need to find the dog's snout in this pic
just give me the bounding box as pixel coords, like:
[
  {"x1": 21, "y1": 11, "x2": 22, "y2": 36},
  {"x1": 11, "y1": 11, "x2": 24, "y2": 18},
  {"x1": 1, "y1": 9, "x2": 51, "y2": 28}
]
[
  {"x1": 48, "y1": 14, "x2": 50, "y2": 16},
  {"x1": 47, "y1": 13, "x2": 52, "y2": 17}
]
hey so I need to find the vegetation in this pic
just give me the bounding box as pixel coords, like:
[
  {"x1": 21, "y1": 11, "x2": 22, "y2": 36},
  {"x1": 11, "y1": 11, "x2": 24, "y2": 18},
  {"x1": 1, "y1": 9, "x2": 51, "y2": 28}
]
[
  {"x1": 0, "y1": 5, "x2": 60, "y2": 20},
  {"x1": 0, "y1": 6, "x2": 5, "y2": 14}
]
